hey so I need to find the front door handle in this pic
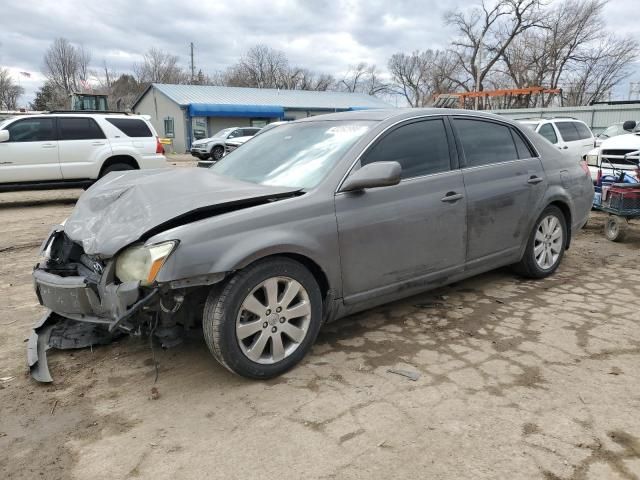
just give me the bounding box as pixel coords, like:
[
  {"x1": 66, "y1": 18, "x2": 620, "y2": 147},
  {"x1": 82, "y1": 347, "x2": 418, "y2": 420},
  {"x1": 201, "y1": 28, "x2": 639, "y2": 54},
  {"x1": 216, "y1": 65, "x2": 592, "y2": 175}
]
[
  {"x1": 41, "y1": 143, "x2": 56, "y2": 149},
  {"x1": 527, "y1": 176, "x2": 543, "y2": 185},
  {"x1": 558, "y1": 146, "x2": 568, "y2": 150},
  {"x1": 441, "y1": 192, "x2": 464, "y2": 203}
]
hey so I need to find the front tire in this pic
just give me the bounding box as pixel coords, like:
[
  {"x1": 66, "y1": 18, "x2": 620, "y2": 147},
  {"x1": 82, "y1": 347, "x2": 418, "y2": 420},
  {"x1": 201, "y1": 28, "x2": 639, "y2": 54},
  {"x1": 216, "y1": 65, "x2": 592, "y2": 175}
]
[
  {"x1": 202, "y1": 258, "x2": 323, "y2": 379},
  {"x1": 514, "y1": 205, "x2": 567, "y2": 279},
  {"x1": 211, "y1": 145, "x2": 224, "y2": 161}
]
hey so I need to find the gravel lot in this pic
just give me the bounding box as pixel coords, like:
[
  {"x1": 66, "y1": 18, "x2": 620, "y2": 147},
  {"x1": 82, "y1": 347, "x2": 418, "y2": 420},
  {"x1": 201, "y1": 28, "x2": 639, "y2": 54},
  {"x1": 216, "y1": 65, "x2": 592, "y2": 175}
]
[{"x1": 1, "y1": 174, "x2": 639, "y2": 479}]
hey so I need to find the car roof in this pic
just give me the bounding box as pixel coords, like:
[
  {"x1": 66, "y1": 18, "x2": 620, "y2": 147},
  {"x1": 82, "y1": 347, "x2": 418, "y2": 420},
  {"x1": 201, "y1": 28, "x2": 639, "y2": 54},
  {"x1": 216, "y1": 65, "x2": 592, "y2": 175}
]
[
  {"x1": 296, "y1": 108, "x2": 510, "y2": 123},
  {"x1": 4, "y1": 112, "x2": 146, "y2": 120}
]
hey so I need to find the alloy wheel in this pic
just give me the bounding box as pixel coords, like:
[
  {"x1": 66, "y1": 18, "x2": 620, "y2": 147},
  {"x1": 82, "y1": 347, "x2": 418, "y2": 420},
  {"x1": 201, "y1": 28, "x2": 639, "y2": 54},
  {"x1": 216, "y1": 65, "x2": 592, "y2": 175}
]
[
  {"x1": 236, "y1": 276, "x2": 311, "y2": 364},
  {"x1": 533, "y1": 214, "x2": 563, "y2": 270}
]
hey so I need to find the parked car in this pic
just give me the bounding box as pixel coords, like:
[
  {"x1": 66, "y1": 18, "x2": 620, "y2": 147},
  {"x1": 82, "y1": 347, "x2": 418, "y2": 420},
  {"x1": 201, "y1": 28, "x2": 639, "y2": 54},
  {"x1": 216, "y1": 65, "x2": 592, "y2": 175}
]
[
  {"x1": 223, "y1": 135, "x2": 253, "y2": 156},
  {"x1": 0, "y1": 112, "x2": 166, "y2": 191},
  {"x1": 595, "y1": 120, "x2": 640, "y2": 147},
  {"x1": 29, "y1": 109, "x2": 593, "y2": 382},
  {"x1": 190, "y1": 127, "x2": 260, "y2": 162},
  {"x1": 222, "y1": 122, "x2": 288, "y2": 158},
  {"x1": 585, "y1": 129, "x2": 640, "y2": 182},
  {"x1": 517, "y1": 118, "x2": 594, "y2": 160}
]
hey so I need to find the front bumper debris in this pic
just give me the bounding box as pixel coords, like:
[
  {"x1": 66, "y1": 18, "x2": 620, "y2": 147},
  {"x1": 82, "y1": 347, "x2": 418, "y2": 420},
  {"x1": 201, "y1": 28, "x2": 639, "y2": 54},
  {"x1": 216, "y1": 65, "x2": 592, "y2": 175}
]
[
  {"x1": 27, "y1": 312, "x2": 56, "y2": 383},
  {"x1": 27, "y1": 291, "x2": 158, "y2": 383},
  {"x1": 28, "y1": 311, "x2": 126, "y2": 383}
]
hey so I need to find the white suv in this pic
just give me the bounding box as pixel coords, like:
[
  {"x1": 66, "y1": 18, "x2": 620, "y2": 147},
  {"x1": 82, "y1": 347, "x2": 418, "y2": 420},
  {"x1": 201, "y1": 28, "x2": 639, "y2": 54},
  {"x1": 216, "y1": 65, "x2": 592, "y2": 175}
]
[
  {"x1": 517, "y1": 118, "x2": 594, "y2": 160},
  {"x1": 0, "y1": 113, "x2": 167, "y2": 191}
]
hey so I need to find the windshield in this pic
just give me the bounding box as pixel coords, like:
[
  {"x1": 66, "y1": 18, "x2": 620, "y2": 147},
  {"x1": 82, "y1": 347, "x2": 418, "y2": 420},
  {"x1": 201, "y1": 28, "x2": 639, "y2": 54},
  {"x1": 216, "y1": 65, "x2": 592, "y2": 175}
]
[
  {"x1": 211, "y1": 128, "x2": 234, "y2": 138},
  {"x1": 211, "y1": 120, "x2": 373, "y2": 189}
]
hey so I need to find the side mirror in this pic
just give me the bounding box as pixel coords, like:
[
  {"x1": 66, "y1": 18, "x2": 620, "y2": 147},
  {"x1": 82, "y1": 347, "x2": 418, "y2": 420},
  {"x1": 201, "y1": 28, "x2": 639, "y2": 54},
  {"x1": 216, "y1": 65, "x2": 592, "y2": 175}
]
[
  {"x1": 623, "y1": 120, "x2": 636, "y2": 131},
  {"x1": 0, "y1": 130, "x2": 9, "y2": 143},
  {"x1": 341, "y1": 161, "x2": 401, "y2": 192}
]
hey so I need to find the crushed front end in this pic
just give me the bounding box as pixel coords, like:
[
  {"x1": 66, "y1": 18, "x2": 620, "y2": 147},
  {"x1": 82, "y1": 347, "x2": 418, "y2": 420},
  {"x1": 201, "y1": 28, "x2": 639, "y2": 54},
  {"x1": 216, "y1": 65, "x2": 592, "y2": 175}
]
[{"x1": 29, "y1": 226, "x2": 204, "y2": 382}]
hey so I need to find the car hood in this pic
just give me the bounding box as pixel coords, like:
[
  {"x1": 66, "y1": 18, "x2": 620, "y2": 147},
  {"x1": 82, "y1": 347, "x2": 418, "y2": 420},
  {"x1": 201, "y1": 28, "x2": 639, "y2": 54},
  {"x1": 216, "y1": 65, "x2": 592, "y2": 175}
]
[
  {"x1": 64, "y1": 169, "x2": 301, "y2": 256},
  {"x1": 192, "y1": 136, "x2": 222, "y2": 146},
  {"x1": 599, "y1": 133, "x2": 640, "y2": 150},
  {"x1": 226, "y1": 136, "x2": 253, "y2": 146}
]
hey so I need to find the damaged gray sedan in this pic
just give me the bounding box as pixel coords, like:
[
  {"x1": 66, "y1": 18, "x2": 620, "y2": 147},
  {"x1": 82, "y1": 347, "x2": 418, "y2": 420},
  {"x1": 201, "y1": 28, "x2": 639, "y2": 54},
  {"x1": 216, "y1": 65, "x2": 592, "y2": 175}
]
[{"x1": 29, "y1": 109, "x2": 594, "y2": 381}]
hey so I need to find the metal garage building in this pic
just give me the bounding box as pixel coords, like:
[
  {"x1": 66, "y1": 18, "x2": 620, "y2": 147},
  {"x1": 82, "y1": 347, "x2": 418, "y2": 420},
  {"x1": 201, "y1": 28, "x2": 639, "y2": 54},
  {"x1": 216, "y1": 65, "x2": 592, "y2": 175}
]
[{"x1": 132, "y1": 83, "x2": 392, "y2": 153}]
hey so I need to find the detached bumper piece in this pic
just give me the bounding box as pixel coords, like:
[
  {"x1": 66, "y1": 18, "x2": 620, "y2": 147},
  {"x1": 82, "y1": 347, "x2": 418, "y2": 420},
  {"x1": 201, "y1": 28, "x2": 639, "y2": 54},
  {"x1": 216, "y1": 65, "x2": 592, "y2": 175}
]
[
  {"x1": 28, "y1": 287, "x2": 159, "y2": 383},
  {"x1": 27, "y1": 311, "x2": 124, "y2": 383}
]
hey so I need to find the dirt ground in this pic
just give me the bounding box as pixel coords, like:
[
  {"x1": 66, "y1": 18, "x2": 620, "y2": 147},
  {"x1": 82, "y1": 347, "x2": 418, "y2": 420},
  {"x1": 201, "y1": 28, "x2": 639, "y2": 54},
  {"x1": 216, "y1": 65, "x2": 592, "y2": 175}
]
[{"x1": 1, "y1": 178, "x2": 640, "y2": 479}]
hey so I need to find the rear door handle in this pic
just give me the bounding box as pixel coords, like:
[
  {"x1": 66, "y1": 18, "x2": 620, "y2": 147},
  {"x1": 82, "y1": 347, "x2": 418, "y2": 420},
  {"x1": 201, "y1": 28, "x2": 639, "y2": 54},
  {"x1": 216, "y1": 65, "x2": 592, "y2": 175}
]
[
  {"x1": 527, "y1": 176, "x2": 543, "y2": 185},
  {"x1": 92, "y1": 141, "x2": 106, "y2": 146},
  {"x1": 441, "y1": 192, "x2": 464, "y2": 203},
  {"x1": 41, "y1": 143, "x2": 56, "y2": 149},
  {"x1": 558, "y1": 146, "x2": 568, "y2": 150}
]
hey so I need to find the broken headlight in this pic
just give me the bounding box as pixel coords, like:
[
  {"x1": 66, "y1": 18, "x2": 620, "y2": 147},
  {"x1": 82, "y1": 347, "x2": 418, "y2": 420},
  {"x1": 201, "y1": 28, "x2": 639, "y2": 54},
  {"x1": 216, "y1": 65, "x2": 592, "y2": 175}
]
[{"x1": 115, "y1": 241, "x2": 177, "y2": 286}]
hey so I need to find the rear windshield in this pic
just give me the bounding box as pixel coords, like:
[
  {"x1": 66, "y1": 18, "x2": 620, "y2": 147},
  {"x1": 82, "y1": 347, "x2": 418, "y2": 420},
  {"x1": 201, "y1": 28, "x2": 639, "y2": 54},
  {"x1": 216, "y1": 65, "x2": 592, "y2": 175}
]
[{"x1": 106, "y1": 118, "x2": 153, "y2": 137}]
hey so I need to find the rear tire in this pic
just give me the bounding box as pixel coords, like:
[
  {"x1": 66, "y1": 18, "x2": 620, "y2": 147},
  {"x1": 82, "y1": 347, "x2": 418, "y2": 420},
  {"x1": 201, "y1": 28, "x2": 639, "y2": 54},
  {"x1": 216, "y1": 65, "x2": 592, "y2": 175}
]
[
  {"x1": 99, "y1": 162, "x2": 135, "y2": 178},
  {"x1": 202, "y1": 257, "x2": 323, "y2": 379},
  {"x1": 514, "y1": 205, "x2": 567, "y2": 279}
]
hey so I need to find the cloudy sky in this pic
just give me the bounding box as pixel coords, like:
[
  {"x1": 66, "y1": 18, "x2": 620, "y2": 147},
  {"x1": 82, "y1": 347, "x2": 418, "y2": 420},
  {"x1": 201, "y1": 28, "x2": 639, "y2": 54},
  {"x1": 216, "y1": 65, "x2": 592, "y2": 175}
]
[{"x1": 1, "y1": 0, "x2": 637, "y2": 106}]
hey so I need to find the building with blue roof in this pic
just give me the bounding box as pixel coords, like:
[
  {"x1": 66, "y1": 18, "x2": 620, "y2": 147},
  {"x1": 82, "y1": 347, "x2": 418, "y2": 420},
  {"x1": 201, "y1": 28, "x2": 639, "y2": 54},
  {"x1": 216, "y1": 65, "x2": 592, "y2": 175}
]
[{"x1": 132, "y1": 83, "x2": 392, "y2": 153}]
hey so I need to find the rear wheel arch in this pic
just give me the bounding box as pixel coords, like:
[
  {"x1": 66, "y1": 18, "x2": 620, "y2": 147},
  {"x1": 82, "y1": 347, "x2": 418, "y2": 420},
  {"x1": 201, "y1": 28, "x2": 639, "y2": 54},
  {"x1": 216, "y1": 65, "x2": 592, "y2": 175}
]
[
  {"x1": 548, "y1": 200, "x2": 572, "y2": 249},
  {"x1": 98, "y1": 155, "x2": 140, "y2": 178}
]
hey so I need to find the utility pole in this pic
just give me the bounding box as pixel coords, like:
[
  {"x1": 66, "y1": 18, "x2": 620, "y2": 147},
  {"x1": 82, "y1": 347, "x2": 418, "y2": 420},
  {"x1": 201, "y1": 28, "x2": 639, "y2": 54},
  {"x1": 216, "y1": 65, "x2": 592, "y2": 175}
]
[{"x1": 190, "y1": 42, "x2": 195, "y2": 84}]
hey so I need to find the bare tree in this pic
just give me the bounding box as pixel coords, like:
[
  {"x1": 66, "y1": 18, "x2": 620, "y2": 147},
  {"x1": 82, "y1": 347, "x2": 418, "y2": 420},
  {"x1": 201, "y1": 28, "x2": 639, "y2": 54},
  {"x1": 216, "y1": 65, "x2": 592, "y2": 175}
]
[
  {"x1": 498, "y1": 0, "x2": 637, "y2": 106},
  {"x1": 0, "y1": 68, "x2": 24, "y2": 109},
  {"x1": 501, "y1": 1, "x2": 605, "y2": 89},
  {"x1": 563, "y1": 35, "x2": 639, "y2": 105},
  {"x1": 287, "y1": 68, "x2": 335, "y2": 91},
  {"x1": 133, "y1": 48, "x2": 187, "y2": 84},
  {"x1": 445, "y1": 0, "x2": 544, "y2": 95},
  {"x1": 223, "y1": 45, "x2": 336, "y2": 91},
  {"x1": 339, "y1": 63, "x2": 388, "y2": 95},
  {"x1": 388, "y1": 50, "x2": 457, "y2": 106},
  {"x1": 223, "y1": 45, "x2": 290, "y2": 88},
  {"x1": 43, "y1": 38, "x2": 91, "y2": 94}
]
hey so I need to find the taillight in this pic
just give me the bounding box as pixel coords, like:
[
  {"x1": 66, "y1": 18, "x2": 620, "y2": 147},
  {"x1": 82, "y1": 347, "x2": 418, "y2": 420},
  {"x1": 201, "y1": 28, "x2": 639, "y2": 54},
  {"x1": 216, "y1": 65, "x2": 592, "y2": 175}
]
[
  {"x1": 156, "y1": 137, "x2": 164, "y2": 154},
  {"x1": 579, "y1": 160, "x2": 590, "y2": 176}
]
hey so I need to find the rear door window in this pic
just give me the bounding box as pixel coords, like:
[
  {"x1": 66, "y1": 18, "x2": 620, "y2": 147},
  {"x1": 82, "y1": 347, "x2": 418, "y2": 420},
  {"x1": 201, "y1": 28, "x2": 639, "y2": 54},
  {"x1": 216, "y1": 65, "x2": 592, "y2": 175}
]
[
  {"x1": 6, "y1": 118, "x2": 56, "y2": 142},
  {"x1": 555, "y1": 122, "x2": 580, "y2": 142},
  {"x1": 105, "y1": 118, "x2": 153, "y2": 137},
  {"x1": 537, "y1": 123, "x2": 558, "y2": 144},
  {"x1": 511, "y1": 129, "x2": 535, "y2": 159},
  {"x1": 58, "y1": 117, "x2": 105, "y2": 140},
  {"x1": 361, "y1": 118, "x2": 451, "y2": 179},
  {"x1": 454, "y1": 118, "x2": 519, "y2": 167}
]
